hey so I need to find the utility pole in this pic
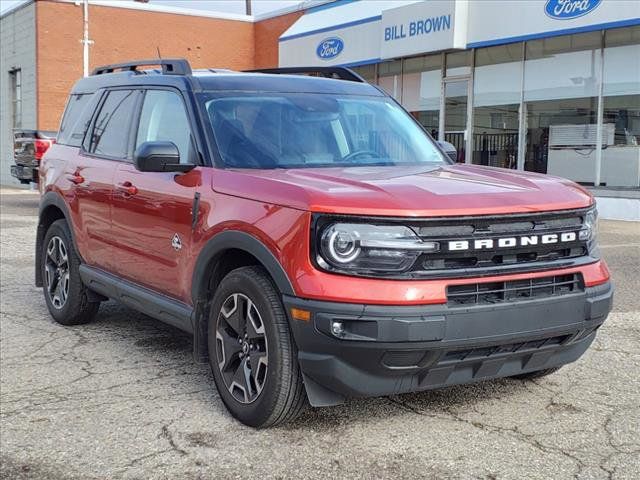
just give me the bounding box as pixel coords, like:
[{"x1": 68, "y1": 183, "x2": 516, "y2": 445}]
[
  {"x1": 245, "y1": 0, "x2": 252, "y2": 15},
  {"x1": 81, "y1": 0, "x2": 94, "y2": 77}
]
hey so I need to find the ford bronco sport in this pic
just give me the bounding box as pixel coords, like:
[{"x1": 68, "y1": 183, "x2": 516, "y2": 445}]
[{"x1": 37, "y1": 59, "x2": 612, "y2": 428}]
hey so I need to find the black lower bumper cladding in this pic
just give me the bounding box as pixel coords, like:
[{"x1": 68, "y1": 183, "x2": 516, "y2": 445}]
[{"x1": 284, "y1": 281, "x2": 613, "y2": 406}]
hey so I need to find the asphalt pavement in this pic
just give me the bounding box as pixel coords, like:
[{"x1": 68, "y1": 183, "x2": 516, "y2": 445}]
[{"x1": 1, "y1": 188, "x2": 638, "y2": 479}]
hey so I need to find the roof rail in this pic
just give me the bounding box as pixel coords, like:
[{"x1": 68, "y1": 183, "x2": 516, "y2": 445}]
[
  {"x1": 92, "y1": 59, "x2": 192, "y2": 76},
  {"x1": 245, "y1": 66, "x2": 366, "y2": 83}
]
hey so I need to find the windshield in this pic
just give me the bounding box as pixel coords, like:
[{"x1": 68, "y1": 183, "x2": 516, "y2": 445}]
[{"x1": 201, "y1": 93, "x2": 448, "y2": 169}]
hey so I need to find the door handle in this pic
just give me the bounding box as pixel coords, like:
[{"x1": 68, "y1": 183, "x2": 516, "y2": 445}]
[
  {"x1": 67, "y1": 173, "x2": 85, "y2": 185},
  {"x1": 116, "y1": 181, "x2": 138, "y2": 196}
]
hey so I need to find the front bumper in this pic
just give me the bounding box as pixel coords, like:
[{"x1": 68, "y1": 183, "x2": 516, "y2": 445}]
[{"x1": 284, "y1": 281, "x2": 613, "y2": 406}]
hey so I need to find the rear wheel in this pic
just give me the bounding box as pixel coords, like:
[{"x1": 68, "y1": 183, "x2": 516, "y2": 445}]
[
  {"x1": 208, "y1": 266, "x2": 306, "y2": 428},
  {"x1": 41, "y1": 219, "x2": 100, "y2": 325},
  {"x1": 511, "y1": 367, "x2": 561, "y2": 380}
]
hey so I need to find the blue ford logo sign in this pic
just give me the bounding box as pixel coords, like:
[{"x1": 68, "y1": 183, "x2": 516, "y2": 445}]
[
  {"x1": 545, "y1": 0, "x2": 602, "y2": 19},
  {"x1": 316, "y1": 37, "x2": 344, "y2": 60}
]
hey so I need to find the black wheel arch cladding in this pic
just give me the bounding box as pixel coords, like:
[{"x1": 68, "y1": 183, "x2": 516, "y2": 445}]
[
  {"x1": 191, "y1": 230, "x2": 296, "y2": 363},
  {"x1": 36, "y1": 192, "x2": 81, "y2": 287}
]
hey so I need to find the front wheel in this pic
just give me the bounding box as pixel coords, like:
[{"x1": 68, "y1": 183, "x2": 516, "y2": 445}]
[
  {"x1": 41, "y1": 219, "x2": 100, "y2": 325},
  {"x1": 208, "y1": 266, "x2": 306, "y2": 428}
]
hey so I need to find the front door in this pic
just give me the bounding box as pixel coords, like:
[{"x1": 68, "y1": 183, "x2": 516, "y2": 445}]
[
  {"x1": 442, "y1": 79, "x2": 469, "y2": 163},
  {"x1": 110, "y1": 89, "x2": 201, "y2": 303}
]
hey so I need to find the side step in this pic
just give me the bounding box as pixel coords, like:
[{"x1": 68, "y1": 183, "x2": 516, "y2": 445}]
[{"x1": 79, "y1": 265, "x2": 193, "y2": 334}]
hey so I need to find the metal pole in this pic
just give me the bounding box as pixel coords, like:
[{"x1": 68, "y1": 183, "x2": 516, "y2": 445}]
[
  {"x1": 245, "y1": 0, "x2": 252, "y2": 15},
  {"x1": 594, "y1": 31, "x2": 605, "y2": 187},
  {"x1": 82, "y1": 0, "x2": 90, "y2": 77}
]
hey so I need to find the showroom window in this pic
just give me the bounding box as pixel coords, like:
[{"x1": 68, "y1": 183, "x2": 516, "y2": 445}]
[
  {"x1": 601, "y1": 26, "x2": 640, "y2": 188},
  {"x1": 402, "y1": 54, "x2": 442, "y2": 138},
  {"x1": 523, "y1": 32, "x2": 602, "y2": 180},
  {"x1": 352, "y1": 64, "x2": 376, "y2": 83},
  {"x1": 445, "y1": 51, "x2": 471, "y2": 77},
  {"x1": 378, "y1": 60, "x2": 402, "y2": 101},
  {"x1": 473, "y1": 43, "x2": 523, "y2": 169}
]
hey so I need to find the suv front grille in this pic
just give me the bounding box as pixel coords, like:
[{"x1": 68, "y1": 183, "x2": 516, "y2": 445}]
[
  {"x1": 447, "y1": 273, "x2": 584, "y2": 305},
  {"x1": 404, "y1": 208, "x2": 593, "y2": 278}
]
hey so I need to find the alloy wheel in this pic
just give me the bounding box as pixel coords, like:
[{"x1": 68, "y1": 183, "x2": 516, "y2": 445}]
[
  {"x1": 215, "y1": 293, "x2": 269, "y2": 404},
  {"x1": 44, "y1": 236, "x2": 70, "y2": 309}
]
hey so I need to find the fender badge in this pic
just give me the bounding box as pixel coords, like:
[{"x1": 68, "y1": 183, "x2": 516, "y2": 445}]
[{"x1": 171, "y1": 233, "x2": 182, "y2": 251}]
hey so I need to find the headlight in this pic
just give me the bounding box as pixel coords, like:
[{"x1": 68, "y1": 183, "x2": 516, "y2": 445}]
[
  {"x1": 317, "y1": 223, "x2": 438, "y2": 274},
  {"x1": 580, "y1": 207, "x2": 600, "y2": 258}
]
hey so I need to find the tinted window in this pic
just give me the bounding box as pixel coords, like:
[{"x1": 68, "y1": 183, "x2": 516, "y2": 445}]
[
  {"x1": 136, "y1": 90, "x2": 193, "y2": 163},
  {"x1": 58, "y1": 93, "x2": 100, "y2": 147},
  {"x1": 89, "y1": 90, "x2": 138, "y2": 158}
]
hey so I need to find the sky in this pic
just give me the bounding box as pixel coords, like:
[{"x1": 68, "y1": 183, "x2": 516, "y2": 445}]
[{"x1": 0, "y1": 0, "x2": 307, "y2": 16}]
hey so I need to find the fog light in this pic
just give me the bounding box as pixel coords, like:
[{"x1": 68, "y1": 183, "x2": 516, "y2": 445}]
[{"x1": 331, "y1": 321, "x2": 345, "y2": 336}]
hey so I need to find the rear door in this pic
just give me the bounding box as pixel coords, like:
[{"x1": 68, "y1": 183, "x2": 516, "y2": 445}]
[
  {"x1": 72, "y1": 89, "x2": 141, "y2": 272},
  {"x1": 110, "y1": 88, "x2": 202, "y2": 303}
]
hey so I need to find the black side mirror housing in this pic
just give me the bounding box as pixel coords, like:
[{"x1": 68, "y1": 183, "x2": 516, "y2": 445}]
[
  {"x1": 437, "y1": 140, "x2": 458, "y2": 162},
  {"x1": 133, "y1": 141, "x2": 195, "y2": 173}
]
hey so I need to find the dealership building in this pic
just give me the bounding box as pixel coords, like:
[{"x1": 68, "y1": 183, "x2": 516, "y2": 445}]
[
  {"x1": 2, "y1": 0, "x2": 639, "y2": 218},
  {"x1": 281, "y1": 0, "x2": 640, "y2": 219}
]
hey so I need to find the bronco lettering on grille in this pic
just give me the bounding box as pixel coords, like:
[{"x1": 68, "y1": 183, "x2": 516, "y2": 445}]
[{"x1": 448, "y1": 232, "x2": 577, "y2": 251}]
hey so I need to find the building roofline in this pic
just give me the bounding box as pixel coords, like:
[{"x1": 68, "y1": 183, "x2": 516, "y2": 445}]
[
  {"x1": 253, "y1": 0, "x2": 334, "y2": 21},
  {"x1": 0, "y1": 0, "x2": 34, "y2": 20},
  {"x1": 1, "y1": 0, "x2": 337, "y2": 23}
]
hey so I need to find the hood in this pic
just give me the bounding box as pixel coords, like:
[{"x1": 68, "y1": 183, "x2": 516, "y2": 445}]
[{"x1": 212, "y1": 164, "x2": 593, "y2": 217}]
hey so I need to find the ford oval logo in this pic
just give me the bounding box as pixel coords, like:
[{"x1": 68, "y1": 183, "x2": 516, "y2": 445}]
[
  {"x1": 316, "y1": 37, "x2": 344, "y2": 60},
  {"x1": 545, "y1": 0, "x2": 602, "y2": 20}
]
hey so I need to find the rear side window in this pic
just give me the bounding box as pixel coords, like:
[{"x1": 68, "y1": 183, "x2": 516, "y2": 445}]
[
  {"x1": 136, "y1": 90, "x2": 193, "y2": 163},
  {"x1": 88, "y1": 90, "x2": 138, "y2": 158},
  {"x1": 57, "y1": 94, "x2": 97, "y2": 147}
]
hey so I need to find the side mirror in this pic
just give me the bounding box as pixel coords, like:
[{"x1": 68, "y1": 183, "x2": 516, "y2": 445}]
[
  {"x1": 133, "y1": 141, "x2": 195, "y2": 173},
  {"x1": 437, "y1": 140, "x2": 457, "y2": 162}
]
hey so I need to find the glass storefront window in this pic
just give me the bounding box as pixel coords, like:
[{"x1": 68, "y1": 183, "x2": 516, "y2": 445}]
[
  {"x1": 352, "y1": 64, "x2": 376, "y2": 83},
  {"x1": 402, "y1": 54, "x2": 441, "y2": 138},
  {"x1": 446, "y1": 51, "x2": 471, "y2": 76},
  {"x1": 378, "y1": 60, "x2": 402, "y2": 101},
  {"x1": 523, "y1": 32, "x2": 602, "y2": 181},
  {"x1": 601, "y1": 26, "x2": 640, "y2": 188},
  {"x1": 473, "y1": 43, "x2": 522, "y2": 168},
  {"x1": 444, "y1": 80, "x2": 468, "y2": 162}
]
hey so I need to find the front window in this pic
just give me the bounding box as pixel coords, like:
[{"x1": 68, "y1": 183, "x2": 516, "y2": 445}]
[{"x1": 202, "y1": 93, "x2": 447, "y2": 169}]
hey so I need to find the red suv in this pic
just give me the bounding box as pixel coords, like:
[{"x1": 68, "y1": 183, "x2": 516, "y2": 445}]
[{"x1": 37, "y1": 59, "x2": 612, "y2": 427}]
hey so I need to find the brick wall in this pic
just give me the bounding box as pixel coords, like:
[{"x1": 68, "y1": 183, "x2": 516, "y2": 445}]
[
  {"x1": 254, "y1": 10, "x2": 303, "y2": 69},
  {"x1": 35, "y1": 0, "x2": 258, "y2": 130}
]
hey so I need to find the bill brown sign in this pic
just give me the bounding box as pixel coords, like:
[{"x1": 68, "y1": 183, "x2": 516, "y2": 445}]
[{"x1": 380, "y1": 0, "x2": 467, "y2": 59}]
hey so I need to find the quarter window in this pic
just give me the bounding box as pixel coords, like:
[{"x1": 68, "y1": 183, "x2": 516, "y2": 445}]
[
  {"x1": 89, "y1": 90, "x2": 138, "y2": 158},
  {"x1": 136, "y1": 90, "x2": 193, "y2": 163},
  {"x1": 58, "y1": 94, "x2": 98, "y2": 147}
]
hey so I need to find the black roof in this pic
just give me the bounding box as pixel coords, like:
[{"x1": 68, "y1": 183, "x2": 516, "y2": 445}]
[{"x1": 72, "y1": 60, "x2": 384, "y2": 97}]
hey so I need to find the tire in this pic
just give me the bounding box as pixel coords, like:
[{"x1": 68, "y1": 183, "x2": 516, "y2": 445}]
[
  {"x1": 41, "y1": 219, "x2": 100, "y2": 326},
  {"x1": 207, "y1": 266, "x2": 306, "y2": 428},
  {"x1": 511, "y1": 367, "x2": 561, "y2": 380}
]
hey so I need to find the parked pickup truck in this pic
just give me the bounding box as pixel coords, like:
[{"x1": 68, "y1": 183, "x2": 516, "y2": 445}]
[
  {"x1": 37, "y1": 59, "x2": 612, "y2": 428},
  {"x1": 11, "y1": 129, "x2": 56, "y2": 184}
]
